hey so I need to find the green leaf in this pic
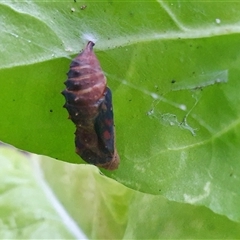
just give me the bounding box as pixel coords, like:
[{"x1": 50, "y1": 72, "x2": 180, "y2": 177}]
[
  {"x1": 1, "y1": 144, "x2": 240, "y2": 239},
  {"x1": 0, "y1": 144, "x2": 83, "y2": 239},
  {"x1": 1, "y1": 0, "x2": 240, "y2": 225}
]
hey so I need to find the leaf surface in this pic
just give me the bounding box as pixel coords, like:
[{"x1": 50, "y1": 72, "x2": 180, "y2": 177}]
[{"x1": 1, "y1": 1, "x2": 240, "y2": 223}]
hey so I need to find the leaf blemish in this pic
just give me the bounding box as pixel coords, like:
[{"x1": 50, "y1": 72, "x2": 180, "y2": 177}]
[
  {"x1": 171, "y1": 70, "x2": 228, "y2": 91},
  {"x1": 146, "y1": 70, "x2": 228, "y2": 135},
  {"x1": 184, "y1": 181, "x2": 211, "y2": 204}
]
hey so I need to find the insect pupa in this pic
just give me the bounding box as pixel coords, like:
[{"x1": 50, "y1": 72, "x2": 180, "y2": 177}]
[{"x1": 62, "y1": 41, "x2": 119, "y2": 170}]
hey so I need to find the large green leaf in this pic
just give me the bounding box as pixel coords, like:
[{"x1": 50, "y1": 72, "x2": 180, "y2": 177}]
[
  {"x1": 0, "y1": 144, "x2": 84, "y2": 239},
  {"x1": 1, "y1": 144, "x2": 240, "y2": 239},
  {"x1": 1, "y1": 0, "x2": 240, "y2": 224}
]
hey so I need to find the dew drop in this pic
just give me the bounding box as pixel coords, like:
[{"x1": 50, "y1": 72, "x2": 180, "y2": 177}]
[
  {"x1": 151, "y1": 93, "x2": 159, "y2": 99},
  {"x1": 179, "y1": 104, "x2": 187, "y2": 111},
  {"x1": 11, "y1": 33, "x2": 19, "y2": 38}
]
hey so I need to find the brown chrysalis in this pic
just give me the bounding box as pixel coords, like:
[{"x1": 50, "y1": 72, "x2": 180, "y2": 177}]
[{"x1": 62, "y1": 41, "x2": 119, "y2": 170}]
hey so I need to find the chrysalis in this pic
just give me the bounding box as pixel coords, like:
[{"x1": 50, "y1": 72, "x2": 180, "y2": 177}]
[{"x1": 62, "y1": 41, "x2": 119, "y2": 170}]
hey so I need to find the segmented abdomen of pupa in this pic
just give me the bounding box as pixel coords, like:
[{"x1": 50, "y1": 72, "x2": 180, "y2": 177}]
[
  {"x1": 62, "y1": 41, "x2": 106, "y2": 123},
  {"x1": 62, "y1": 41, "x2": 119, "y2": 170}
]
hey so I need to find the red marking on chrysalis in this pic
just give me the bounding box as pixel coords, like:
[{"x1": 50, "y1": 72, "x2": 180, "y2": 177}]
[{"x1": 103, "y1": 130, "x2": 111, "y2": 140}]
